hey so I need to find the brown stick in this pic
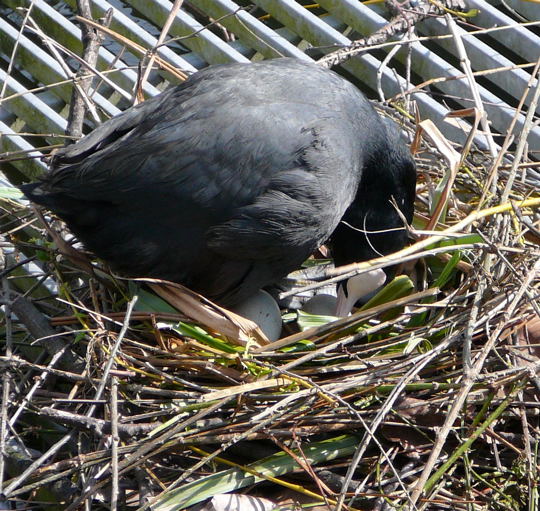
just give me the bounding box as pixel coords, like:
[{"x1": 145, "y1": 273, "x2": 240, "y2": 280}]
[
  {"x1": 65, "y1": 0, "x2": 111, "y2": 141},
  {"x1": 318, "y1": 0, "x2": 467, "y2": 69}
]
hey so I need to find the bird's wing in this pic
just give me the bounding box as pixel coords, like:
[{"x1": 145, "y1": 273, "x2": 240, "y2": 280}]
[
  {"x1": 41, "y1": 94, "x2": 358, "y2": 205},
  {"x1": 49, "y1": 88, "x2": 177, "y2": 168},
  {"x1": 40, "y1": 97, "x2": 316, "y2": 203},
  {"x1": 206, "y1": 121, "x2": 361, "y2": 261}
]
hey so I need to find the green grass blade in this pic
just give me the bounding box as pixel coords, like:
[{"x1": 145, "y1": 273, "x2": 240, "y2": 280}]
[{"x1": 152, "y1": 435, "x2": 359, "y2": 510}]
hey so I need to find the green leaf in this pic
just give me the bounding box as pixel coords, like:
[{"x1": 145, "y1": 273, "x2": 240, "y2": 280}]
[
  {"x1": 280, "y1": 339, "x2": 316, "y2": 353},
  {"x1": 428, "y1": 233, "x2": 482, "y2": 249},
  {"x1": 0, "y1": 186, "x2": 24, "y2": 199},
  {"x1": 296, "y1": 309, "x2": 337, "y2": 331},
  {"x1": 171, "y1": 322, "x2": 241, "y2": 354},
  {"x1": 408, "y1": 252, "x2": 461, "y2": 328},
  {"x1": 403, "y1": 336, "x2": 433, "y2": 355},
  {"x1": 152, "y1": 435, "x2": 359, "y2": 510},
  {"x1": 132, "y1": 286, "x2": 240, "y2": 353},
  {"x1": 131, "y1": 285, "x2": 179, "y2": 314},
  {"x1": 358, "y1": 275, "x2": 414, "y2": 311},
  {"x1": 434, "y1": 250, "x2": 461, "y2": 288}
]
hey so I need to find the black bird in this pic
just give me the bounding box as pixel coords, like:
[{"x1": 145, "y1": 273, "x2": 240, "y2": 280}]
[{"x1": 21, "y1": 58, "x2": 416, "y2": 308}]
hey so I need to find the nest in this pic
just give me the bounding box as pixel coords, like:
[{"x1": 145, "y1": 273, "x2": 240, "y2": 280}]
[{"x1": 1, "y1": 2, "x2": 540, "y2": 510}]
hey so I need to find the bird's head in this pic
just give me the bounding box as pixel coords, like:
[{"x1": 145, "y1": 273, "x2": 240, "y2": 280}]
[{"x1": 330, "y1": 116, "x2": 416, "y2": 314}]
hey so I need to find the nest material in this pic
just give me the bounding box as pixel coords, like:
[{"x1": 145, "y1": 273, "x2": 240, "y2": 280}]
[
  {"x1": 1, "y1": 2, "x2": 540, "y2": 510},
  {"x1": 3, "y1": 109, "x2": 539, "y2": 510}
]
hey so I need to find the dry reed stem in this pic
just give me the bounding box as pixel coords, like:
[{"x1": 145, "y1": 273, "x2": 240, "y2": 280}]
[{"x1": 1, "y1": 3, "x2": 539, "y2": 509}]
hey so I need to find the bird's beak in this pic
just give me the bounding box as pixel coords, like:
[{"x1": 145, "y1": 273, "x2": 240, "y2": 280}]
[{"x1": 335, "y1": 268, "x2": 387, "y2": 316}]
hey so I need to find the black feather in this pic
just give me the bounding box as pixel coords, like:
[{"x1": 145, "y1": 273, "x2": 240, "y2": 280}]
[{"x1": 21, "y1": 58, "x2": 416, "y2": 306}]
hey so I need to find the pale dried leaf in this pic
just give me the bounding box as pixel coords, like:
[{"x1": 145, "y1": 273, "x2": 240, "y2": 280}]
[{"x1": 145, "y1": 280, "x2": 269, "y2": 346}]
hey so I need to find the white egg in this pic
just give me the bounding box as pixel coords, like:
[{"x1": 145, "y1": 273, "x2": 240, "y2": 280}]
[
  {"x1": 302, "y1": 293, "x2": 338, "y2": 316},
  {"x1": 230, "y1": 290, "x2": 282, "y2": 341}
]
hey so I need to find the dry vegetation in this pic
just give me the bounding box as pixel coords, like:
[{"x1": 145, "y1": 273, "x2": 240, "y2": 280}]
[{"x1": 1, "y1": 2, "x2": 540, "y2": 511}]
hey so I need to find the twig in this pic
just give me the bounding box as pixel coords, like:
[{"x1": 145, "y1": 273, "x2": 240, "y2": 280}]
[
  {"x1": 6, "y1": 292, "x2": 82, "y2": 371},
  {"x1": 143, "y1": 397, "x2": 314, "y2": 511},
  {"x1": 480, "y1": 59, "x2": 540, "y2": 205},
  {"x1": 278, "y1": 241, "x2": 483, "y2": 299},
  {"x1": 65, "y1": 396, "x2": 235, "y2": 511},
  {"x1": 87, "y1": 296, "x2": 138, "y2": 416},
  {"x1": 0, "y1": 1, "x2": 35, "y2": 101},
  {"x1": 24, "y1": 14, "x2": 101, "y2": 125},
  {"x1": 411, "y1": 258, "x2": 540, "y2": 505},
  {"x1": 136, "y1": 0, "x2": 184, "y2": 102},
  {"x1": 326, "y1": 197, "x2": 540, "y2": 279},
  {"x1": 500, "y1": 58, "x2": 540, "y2": 203},
  {"x1": 376, "y1": 41, "x2": 403, "y2": 102},
  {"x1": 8, "y1": 347, "x2": 70, "y2": 428},
  {"x1": 0, "y1": 355, "x2": 95, "y2": 383},
  {"x1": 135, "y1": 468, "x2": 154, "y2": 507},
  {"x1": 110, "y1": 381, "x2": 120, "y2": 509},
  {"x1": 424, "y1": 380, "x2": 528, "y2": 494},
  {"x1": 318, "y1": 0, "x2": 466, "y2": 69},
  {"x1": 0, "y1": 279, "x2": 13, "y2": 495},
  {"x1": 0, "y1": 68, "x2": 137, "y2": 106},
  {"x1": 260, "y1": 289, "x2": 438, "y2": 353},
  {"x1": 446, "y1": 15, "x2": 497, "y2": 157},
  {"x1": 22, "y1": 24, "x2": 132, "y2": 103},
  {"x1": 66, "y1": 0, "x2": 111, "y2": 140},
  {"x1": 2, "y1": 430, "x2": 75, "y2": 498},
  {"x1": 75, "y1": 17, "x2": 188, "y2": 82},
  {"x1": 37, "y1": 407, "x2": 154, "y2": 437},
  {"x1": 336, "y1": 334, "x2": 460, "y2": 511}
]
